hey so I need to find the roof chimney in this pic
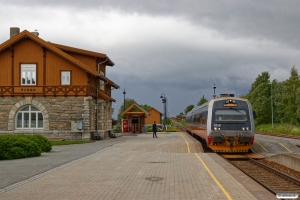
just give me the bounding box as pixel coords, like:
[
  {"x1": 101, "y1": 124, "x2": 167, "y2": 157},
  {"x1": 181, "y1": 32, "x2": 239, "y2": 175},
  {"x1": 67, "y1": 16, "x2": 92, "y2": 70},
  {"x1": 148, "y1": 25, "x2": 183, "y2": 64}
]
[
  {"x1": 10, "y1": 27, "x2": 20, "y2": 38},
  {"x1": 31, "y1": 31, "x2": 39, "y2": 37}
]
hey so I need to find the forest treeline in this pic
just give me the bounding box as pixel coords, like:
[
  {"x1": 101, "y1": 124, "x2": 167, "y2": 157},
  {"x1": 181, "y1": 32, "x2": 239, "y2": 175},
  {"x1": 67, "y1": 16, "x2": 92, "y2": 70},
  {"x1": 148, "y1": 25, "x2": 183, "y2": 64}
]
[{"x1": 244, "y1": 66, "x2": 300, "y2": 126}]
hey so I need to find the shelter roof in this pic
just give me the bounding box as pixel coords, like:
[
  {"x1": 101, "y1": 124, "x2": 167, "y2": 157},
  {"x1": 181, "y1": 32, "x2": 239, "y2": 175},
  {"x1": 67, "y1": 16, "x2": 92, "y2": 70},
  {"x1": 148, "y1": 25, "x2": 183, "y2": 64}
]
[{"x1": 121, "y1": 103, "x2": 150, "y2": 117}]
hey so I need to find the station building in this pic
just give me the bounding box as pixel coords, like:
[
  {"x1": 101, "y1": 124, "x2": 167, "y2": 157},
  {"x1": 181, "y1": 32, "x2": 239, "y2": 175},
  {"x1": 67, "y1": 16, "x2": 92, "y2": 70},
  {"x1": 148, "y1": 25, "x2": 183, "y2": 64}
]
[{"x1": 0, "y1": 27, "x2": 119, "y2": 140}]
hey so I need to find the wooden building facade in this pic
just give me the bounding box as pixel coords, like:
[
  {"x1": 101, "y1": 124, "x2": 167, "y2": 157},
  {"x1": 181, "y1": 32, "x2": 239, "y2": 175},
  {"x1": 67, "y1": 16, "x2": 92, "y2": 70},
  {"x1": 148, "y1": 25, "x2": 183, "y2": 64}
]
[
  {"x1": 0, "y1": 27, "x2": 119, "y2": 140},
  {"x1": 145, "y1": 107, "x2": 163, "y2": 125}
]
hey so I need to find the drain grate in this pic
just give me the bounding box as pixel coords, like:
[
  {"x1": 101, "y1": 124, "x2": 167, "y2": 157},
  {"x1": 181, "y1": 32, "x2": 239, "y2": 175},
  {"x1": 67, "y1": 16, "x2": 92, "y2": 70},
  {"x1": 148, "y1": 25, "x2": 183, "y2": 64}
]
[
  {"x1": 149, "y1": 161, "x2": 166, "y2": 164},
  {"x1": 146, "y1": 177, "x2": 163, "y2": 181}
]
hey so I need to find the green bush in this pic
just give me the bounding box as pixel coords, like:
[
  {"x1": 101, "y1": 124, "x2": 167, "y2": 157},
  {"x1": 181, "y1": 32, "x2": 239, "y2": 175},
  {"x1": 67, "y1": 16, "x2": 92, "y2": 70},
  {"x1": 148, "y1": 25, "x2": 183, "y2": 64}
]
[
  {"x1": 29, "y1": 134, "x2": 52, "y2": 152},
  {"x1": 0, "y1": 134, "x2": 52, "y2": 160},
  {"x1": 113, "y1": 124, "x2": 122, "y2": 132}
]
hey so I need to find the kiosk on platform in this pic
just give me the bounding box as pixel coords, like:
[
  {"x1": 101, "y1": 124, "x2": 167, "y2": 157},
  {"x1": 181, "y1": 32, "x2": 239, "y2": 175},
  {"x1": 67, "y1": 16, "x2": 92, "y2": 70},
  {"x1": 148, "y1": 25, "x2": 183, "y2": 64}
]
[{"x1": 121, "y1": 103, "x2": 150, "y2": 134}]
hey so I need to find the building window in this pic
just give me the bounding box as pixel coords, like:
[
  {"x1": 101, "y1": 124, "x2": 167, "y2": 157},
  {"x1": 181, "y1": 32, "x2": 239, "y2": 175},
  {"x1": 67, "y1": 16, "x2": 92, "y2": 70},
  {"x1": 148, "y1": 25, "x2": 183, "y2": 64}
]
[
  {"x1": 100, "y1": 70, "x2": 104, "y2": 90},
  {"x1": 16, "y1": 105, "x2": 43, "y2": 129},
  {"x1": 21, "y1": 64, "x2": 36, "y2": 85},
  {"x1": 61, "y1": 71, "x2": 71, "y2": 85}
]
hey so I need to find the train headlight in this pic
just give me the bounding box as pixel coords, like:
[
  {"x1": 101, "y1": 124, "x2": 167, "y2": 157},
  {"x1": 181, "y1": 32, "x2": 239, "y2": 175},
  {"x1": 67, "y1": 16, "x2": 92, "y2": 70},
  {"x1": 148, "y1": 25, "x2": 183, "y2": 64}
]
[
  {"x1": 246, "y1": 127, "x2": 249, "y2": 131},
  {"x1": 214, "y1": 127, "x2": 217, "y2": 131},
  {"x1": 242, "y1": 127, "x2": 245, "y2": 131},
  {"x1": 218, "y1": 128, "x2": 220, "y2": 131}
]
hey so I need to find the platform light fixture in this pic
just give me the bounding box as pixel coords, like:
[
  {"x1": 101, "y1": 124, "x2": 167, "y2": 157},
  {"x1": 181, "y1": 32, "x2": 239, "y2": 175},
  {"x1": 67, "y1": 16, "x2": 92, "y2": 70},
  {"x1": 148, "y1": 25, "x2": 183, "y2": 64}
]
[
  {"x1": 123, "y1": 89, "x2": 126, "y2": 112},
  {"x1": 160, "y1": 93, "x2": 167, "y2": 130}
]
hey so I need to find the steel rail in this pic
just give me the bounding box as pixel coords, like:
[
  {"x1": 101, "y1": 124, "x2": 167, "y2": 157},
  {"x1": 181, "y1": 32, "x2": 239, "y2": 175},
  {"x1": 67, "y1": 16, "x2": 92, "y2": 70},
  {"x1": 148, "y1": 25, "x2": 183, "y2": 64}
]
[{"x1": 230, "y1": 159, "x2": 300, "y2": 195}]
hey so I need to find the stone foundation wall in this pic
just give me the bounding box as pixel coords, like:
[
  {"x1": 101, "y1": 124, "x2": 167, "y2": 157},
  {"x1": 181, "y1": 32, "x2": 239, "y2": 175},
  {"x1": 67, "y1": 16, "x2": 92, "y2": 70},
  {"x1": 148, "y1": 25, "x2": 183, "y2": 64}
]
[{"x1": 0, "y1": 96, "x2": 113, "y2": 140}]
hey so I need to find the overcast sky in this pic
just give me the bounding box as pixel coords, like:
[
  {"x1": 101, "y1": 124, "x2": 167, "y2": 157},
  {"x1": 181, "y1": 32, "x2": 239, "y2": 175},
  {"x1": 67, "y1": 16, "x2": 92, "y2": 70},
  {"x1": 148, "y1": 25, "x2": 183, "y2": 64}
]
[{"x1": 1, "y1": 0, "x2": 300, "y2": 118}]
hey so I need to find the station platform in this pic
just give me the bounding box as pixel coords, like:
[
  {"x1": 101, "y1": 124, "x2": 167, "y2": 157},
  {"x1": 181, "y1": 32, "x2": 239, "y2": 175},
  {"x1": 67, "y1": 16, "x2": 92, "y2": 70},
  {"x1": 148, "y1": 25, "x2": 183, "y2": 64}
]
[{"x1": 0, "y1": 132, "x2": 277, "y2": 200}]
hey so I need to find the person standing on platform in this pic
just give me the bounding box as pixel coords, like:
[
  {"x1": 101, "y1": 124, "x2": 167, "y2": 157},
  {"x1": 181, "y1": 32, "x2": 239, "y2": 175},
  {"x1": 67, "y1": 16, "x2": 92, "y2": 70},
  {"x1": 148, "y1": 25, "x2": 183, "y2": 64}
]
[{"x1": 152, "y1": 121, "x2": 158, "y2": 138}]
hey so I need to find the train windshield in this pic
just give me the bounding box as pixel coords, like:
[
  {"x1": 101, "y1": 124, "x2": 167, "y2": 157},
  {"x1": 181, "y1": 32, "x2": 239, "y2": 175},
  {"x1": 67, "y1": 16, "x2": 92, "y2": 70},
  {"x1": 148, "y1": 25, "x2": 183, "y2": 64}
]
[{"x1": 214, "y1": 109, "x2": 247, "y2": 122}]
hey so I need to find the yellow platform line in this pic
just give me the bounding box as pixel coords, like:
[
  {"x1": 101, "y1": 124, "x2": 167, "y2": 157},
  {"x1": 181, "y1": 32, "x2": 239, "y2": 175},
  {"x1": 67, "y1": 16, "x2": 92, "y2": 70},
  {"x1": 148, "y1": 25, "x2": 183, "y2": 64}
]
[
  {"x1": 194, "y1": 153, "x2": 233, "y2": 200},
  {"x1": 254, "y1": 141, "x2": 268, "y2": 152},
  {"x1": 276, "y1": 142, "x2": 292, "y2": 153},
  {"x1": 180, "y1": 133, "x2": 232, "y2": 200},
  {"x1": 250, "y1": 148, "x2": 265, "y2": 157},
  {"x1": 180, "y1": 132, "x2": 190, "y2": 153}
]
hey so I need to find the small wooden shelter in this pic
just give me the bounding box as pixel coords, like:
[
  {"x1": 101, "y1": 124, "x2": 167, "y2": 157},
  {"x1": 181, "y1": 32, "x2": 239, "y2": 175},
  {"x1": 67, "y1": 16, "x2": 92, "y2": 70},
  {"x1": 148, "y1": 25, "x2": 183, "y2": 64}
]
[{"x1": 121, "y1": 103, "x2": 150, "y2": 133}]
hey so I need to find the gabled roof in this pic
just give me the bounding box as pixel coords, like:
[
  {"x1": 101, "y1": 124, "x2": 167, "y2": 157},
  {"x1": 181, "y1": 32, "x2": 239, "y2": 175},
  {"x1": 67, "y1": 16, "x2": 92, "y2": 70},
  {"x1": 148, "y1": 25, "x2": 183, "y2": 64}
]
[
  {"x1": 121, "y1": 103, "x2": 150, "y2": 117},
  {"x1": 147, "y1": 107, "x2": 163, "y2": 115},
  {"x1": 0, "y1": 30, "x2": 112, "y2": 77},
  {"x1": 50, "y1": 42, "x2": 115, "y2": 66}
]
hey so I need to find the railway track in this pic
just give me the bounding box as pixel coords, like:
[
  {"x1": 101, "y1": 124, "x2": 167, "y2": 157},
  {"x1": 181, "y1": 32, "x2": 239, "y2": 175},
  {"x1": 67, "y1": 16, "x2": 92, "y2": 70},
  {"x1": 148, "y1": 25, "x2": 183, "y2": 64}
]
[
  {"x1": 176, "y1": 123, "x2": 300, "y2": 197},
  {"x1": 230, "y1": 158, "x2": 300, "y2": 198}
]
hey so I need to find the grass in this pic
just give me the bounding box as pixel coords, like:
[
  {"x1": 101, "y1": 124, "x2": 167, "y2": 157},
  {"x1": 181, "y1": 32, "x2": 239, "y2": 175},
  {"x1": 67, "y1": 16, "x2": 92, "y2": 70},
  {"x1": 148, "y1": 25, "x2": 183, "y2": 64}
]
[
  {"x1": 50, "y1": 140, "x2": 95, "y2": 146},
  {"x1": 256, "y1": 123, "x2": 300, "y2": 136}
]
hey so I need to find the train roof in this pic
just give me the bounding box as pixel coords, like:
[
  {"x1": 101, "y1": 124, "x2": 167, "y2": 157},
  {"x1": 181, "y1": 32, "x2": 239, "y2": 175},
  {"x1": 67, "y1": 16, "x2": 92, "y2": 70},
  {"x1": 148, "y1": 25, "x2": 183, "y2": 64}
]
[{"x1": 186, "y1": 97, "x2": 251, "y2": 117}]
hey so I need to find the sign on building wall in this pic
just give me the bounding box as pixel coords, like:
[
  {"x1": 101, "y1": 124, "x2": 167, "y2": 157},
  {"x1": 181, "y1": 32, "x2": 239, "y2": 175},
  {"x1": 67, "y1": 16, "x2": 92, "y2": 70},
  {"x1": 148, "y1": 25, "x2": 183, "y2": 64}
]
[{"x1": 122, "y1": 119, "x2": 128, "y2": 133}]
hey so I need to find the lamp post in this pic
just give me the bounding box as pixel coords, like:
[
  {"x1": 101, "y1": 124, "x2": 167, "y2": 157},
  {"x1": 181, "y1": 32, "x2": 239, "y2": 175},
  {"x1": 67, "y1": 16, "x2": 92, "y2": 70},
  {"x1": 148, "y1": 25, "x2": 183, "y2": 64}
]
[
  {"x1": 270, "y1": 83, "x2": 274, "y2": 128},
  {"x1": 213, "y1": 83, "x2": 216, "y2": 99},
  {"x1": 123, "y1": 89, "x2": 126, "y2": 112},
  {"x1": 160, "y1": 93, "x2": 167, "y2": 130}
]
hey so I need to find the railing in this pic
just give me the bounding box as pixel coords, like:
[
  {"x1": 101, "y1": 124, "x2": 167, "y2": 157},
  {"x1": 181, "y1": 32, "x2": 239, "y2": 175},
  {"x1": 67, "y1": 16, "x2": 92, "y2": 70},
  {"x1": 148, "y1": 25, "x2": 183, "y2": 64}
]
[{"x1": 0, "y1": 85, "x2": 98, "y2": 98}]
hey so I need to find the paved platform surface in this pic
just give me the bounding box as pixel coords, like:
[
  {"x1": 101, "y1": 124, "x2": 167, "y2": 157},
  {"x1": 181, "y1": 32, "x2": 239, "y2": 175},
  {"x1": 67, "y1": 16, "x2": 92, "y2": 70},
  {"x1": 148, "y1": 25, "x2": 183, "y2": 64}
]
[
  {"x1": 0, "y1": 132, "x2": 277, "y2": 200},
  {"x1": 253, "y1": 134, "x2": 300, "y2": 156}
]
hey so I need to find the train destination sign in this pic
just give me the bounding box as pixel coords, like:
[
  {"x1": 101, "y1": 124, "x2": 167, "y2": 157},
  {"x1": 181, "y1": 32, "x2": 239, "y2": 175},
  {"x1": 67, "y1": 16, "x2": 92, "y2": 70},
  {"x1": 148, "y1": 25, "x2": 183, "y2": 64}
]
[{"x1": 223, "y1": 103, "x2": 237, "y2": 107}]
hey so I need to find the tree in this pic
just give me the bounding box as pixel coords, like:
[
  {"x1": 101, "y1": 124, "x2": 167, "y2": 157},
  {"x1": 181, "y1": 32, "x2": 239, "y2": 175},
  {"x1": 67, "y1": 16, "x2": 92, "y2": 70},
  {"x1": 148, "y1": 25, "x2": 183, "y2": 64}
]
[
  {"x1": 185, "y1": 105, "x2": 194, "y2": 114},
  {"x1": 117, "y1": 98, "x2": 136, "y2": 122},
  {"x1": 197, "y1": 95, "x2": 208, "y2": 106},
  {"x1": 246, "y1": 71, "x2": 271, "y2": 125},
  {"x1": 280, "y1": 66, "x2": 300, "y2": 124},
  {"x1": 176, "y1": 112, "x2": 184, "y2": 118},
  {"x1": 140, "y1": 104, "x2": 151, "y2": 111},
  {"x1": 249, "y1": 71, "x2": 270, "y2": 93}
]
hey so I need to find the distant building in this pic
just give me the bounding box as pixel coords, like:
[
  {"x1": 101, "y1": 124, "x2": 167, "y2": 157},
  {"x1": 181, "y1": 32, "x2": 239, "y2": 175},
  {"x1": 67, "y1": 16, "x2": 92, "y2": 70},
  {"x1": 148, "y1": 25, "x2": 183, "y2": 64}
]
[
  {"x1": 145, "y1": 107, "x2": 163, "y2": 125},
  {"x1": 0, "y1": 27, "x2": 119, "y2": 140}
]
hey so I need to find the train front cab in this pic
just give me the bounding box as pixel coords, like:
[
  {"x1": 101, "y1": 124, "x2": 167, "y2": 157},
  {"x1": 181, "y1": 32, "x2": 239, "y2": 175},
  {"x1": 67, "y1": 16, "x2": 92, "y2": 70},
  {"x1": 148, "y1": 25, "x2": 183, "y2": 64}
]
[{"x1": 207, "y1": 98, "x2": 255, "y2": 153}]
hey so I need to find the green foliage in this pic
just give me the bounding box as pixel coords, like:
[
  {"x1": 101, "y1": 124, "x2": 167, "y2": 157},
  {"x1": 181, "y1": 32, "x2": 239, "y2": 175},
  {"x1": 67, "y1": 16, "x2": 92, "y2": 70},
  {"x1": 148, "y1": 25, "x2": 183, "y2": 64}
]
[
  {"x1": 197, "y1": 95, "x2": 208, "y2": 106},
  {"x1": 30, "y1": 134, "x2": 52, "y2": 152},
  {"x1": 247, "y1": 72, "x2": 272, "y2": 125},
  {"x1": 176, "y1": 112, "x2": 184, "y2": 118},
  {"x1": 246, "y1": 66, "x2": 300, "y2": 128},
  {"x1": 0, "y1": 134, "x2": 44, "y2": 160},
  {"x1": 249, "y1": 71, "x2": 270, "y2": 92},
  {"x1": 279, "y1": 66, "x2": 300, "y2": 124},
  {"x1": 166, "y1": 117, "x2": 171, "y2": 125},
  {"x1": 140, "y1": 104, "x2": 152, "y2": 111},
  {"x1": 184, "y1": 105, "x2": 194, "y2": 114},
  {"x1": 118, "y1": 98, "x2": 136, "y2": 121},
  {"x1": 256, "y1": 123, "x2": 300, "y2": 135},
  {"x1": 113, "y1": 123, "x2": 122, "y2": 132}
]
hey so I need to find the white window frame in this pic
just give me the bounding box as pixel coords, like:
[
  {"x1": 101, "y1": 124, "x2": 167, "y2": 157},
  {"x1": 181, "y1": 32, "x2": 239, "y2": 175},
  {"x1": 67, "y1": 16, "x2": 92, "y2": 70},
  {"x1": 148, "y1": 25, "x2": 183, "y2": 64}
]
[
  {"x1": 21, "y1": 64, "x2": 36, "y2": 85},
  {"x1": 61, "y1": 71, "x2": 71, "y2": 85},
  {"x1": 15, "y1": 105, "x2": 43, "y2": 129}
]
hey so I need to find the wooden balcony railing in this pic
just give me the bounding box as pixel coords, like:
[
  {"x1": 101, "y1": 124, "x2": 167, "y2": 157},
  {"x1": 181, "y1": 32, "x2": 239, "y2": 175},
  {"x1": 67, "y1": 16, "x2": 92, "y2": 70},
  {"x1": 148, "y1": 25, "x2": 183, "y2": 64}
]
[{"x1": 0, "y1": 85, "x2": 98, "y2": 98}]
